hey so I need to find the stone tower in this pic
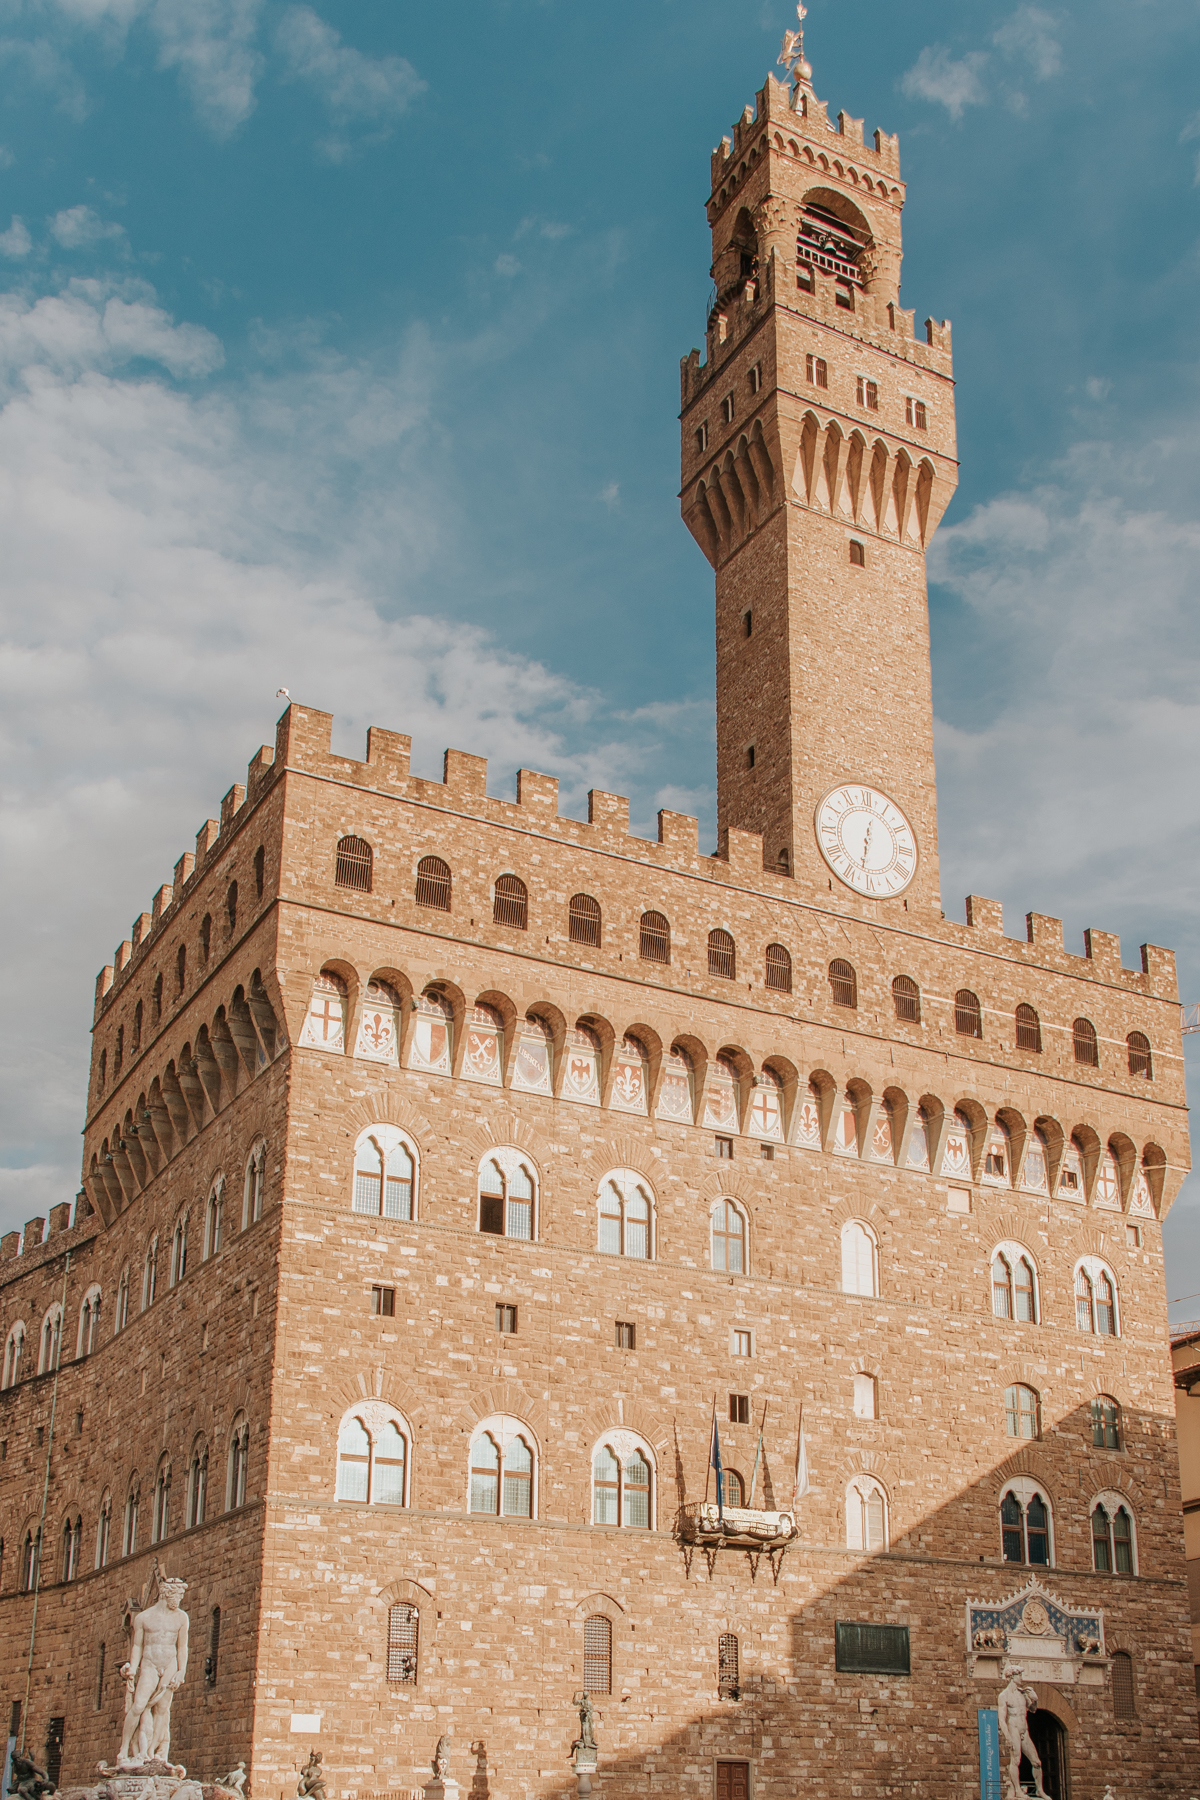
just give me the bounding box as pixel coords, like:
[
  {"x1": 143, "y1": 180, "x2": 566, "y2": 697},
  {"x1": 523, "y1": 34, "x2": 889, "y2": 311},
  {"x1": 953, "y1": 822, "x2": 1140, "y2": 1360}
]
[{"x1": 680, "y1": 47, "x2": 956, "y2": 915}]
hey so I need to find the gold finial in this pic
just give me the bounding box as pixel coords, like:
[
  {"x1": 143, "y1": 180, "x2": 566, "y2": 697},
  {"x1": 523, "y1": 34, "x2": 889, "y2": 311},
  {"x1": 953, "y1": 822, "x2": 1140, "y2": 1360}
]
[{"x1": 778, "y1": 2, "x2": 813, "y2": 89}]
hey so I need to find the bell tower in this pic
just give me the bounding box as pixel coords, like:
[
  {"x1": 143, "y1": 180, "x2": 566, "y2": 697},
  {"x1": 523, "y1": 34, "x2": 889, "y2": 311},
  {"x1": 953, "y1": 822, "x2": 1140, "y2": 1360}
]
[{"x1": 680, "y1": 20, "x2": 958, "y2": 916}]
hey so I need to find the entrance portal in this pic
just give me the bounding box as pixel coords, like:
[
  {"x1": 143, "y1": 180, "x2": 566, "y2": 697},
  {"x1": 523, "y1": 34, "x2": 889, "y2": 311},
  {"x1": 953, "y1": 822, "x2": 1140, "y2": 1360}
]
[{"x1": 1021, "y1": 1710, "x2": 1069, "y2": 1800}]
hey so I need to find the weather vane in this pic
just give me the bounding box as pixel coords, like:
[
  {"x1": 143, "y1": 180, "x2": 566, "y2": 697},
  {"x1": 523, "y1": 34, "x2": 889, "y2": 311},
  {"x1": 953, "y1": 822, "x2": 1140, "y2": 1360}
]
[{"x1": 778, "y1": 2, "x2": 813, "y2": 88}]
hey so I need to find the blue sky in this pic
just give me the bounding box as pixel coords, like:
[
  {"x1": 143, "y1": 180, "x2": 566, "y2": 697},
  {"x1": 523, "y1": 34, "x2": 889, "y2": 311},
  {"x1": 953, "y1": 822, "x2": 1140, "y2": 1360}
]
[{"x1": 3, "y1": 0, "x2": 1200, "y2": 1317}]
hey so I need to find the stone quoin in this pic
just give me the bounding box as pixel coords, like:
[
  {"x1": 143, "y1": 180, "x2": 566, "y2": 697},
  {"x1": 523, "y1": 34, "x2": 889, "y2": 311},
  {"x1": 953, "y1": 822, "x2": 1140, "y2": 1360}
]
[{"x1": 0, "y1": 17, "x2": 1195, "y2": 1800}]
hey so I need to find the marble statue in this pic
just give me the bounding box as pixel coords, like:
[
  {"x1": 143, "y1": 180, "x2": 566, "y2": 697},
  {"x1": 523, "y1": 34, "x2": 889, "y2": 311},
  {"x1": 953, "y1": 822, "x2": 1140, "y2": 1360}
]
[
  {"x1": 222, "y1": 1764, "x2": 247, "y2": 1796},
  {"x1": 296, "y1": 1754, "x2": 325, "y2": 1800},
  {"x1": 8, "y1": 1751, "x2": 56, "y2": 1800},
  {"x1": 431, "y1": 1739, "x2": 451, "y2": 1781},
  {"x1": 116, "y1": 1577, "x2": 190, "y2": 1770},
  {"x1": 997, "y1": 1663, "x2": 1048, "y2": 1800}
]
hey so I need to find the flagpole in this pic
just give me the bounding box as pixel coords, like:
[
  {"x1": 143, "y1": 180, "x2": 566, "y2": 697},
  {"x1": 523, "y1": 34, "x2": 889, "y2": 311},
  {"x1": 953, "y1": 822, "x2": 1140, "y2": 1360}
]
[
  {"x1": 748, "y1": 1400, "x2": 767, "y2": 1508},
  {"x1": 703, "y1": 1391, "x2": 717, "y2": 1507}
]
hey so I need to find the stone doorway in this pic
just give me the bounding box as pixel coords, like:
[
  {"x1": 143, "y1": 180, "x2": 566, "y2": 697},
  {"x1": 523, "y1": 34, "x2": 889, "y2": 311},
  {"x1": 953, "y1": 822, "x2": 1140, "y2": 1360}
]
[{"x1": 1024, "y1": 1710, "x2": 1069, "y2": 1800}]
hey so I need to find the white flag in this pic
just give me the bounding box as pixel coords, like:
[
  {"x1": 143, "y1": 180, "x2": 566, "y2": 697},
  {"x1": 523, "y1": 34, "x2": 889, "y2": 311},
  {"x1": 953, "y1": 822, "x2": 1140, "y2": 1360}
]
[{"x1": 793, "y1": 1408, "x2": 810, "y2": 1502}]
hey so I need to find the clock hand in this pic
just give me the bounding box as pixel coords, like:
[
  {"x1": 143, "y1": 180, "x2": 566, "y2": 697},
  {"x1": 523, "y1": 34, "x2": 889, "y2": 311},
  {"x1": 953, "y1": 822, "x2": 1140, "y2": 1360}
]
[{"x1": 859, "y1": 820, "x2": 874, "y2": 867}]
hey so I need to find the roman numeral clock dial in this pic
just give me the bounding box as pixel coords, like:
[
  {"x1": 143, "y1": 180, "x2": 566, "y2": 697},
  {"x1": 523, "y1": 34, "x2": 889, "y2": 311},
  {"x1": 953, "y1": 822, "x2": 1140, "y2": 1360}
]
[{"x1": 815, "y1": 784, "x2": 918, "y2": 898}]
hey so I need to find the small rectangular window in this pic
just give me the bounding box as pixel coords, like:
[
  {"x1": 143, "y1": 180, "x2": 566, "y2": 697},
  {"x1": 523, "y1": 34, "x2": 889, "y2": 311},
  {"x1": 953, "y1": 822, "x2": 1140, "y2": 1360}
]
[
  {"x1": 905, "y1": 396, "x2": 928, "y2": 430},
  {"x1": 733, "y1": 1330, "x2": 752, "y2": 1358},
  {"x1": 370, "y1": 1286, "x2": 395, "y2": 1317},
  {"x1": 856, "y1": 376, "x2": 879, "y2": 410},
  {"x1": 695, "y1": 421, "x2": 709, "y2": 453},
  {"x1": 716, "y1": 1137, "x2": 734, "y2": 1160},
  {"x1": 835, "y1": 1621, "x2": 910, "y2": 1674},
  {"x1": 749, "y1": 363, "x2": 762, "y2": 394},
  {"x1": 495, "y1": 1304, "x2": 518, "y2": 1335},
  {"x1": 721, "y1": 393, "x2": 735, "y2": 424},
  {"x1": 743, "y1": 610, "x2": 752, "y2": 638},
  {"x1": 1125, "y1": 1224, "x2": 1141, "y2": 1248},
  {"x1": 835, "y1": 280, "x2": 855, "y2": 311},
  {"x1": 728, "y1": 1393, "x2": 750, "y2": 1424},
  {"x1": 747, "y1": 744, "x2": 755, "y2": 769},
  {"x1": 760, "y1": 1143, "x2": 774, "y2": 1161},
  {"x1": 615, "y1": 1320, "x2": 636, "y2": 1350},
  {"x1": 805, "y1": 353, "x2": 828, "y2": 388}
]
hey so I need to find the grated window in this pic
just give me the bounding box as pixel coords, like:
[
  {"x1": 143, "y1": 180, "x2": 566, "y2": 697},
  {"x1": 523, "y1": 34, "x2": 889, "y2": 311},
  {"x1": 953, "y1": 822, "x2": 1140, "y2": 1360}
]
[
  {"x1": 387, "y1": 1602, "x2": 419, "y2": 1685},
  {"x1": 568, "y1": 893, "x2": 602, "y2": 947},
  {"x1": 1112, "y1": 1651, "x2": 1136, "y2": 1718},
  {"x1": 493, "y1": 874, "x2": 528, "y2": 929},
  {"x1": 708, "y1": 929, "x2": 736, "y2": 980},
  {"x1": 335, "y1": 835, "x2": 373, "y2": 893},
  {"x1": 892, "y1": 974, "x2": 920, "y2": 1022},
  {"x1": 1126, "y1": 1031, "x2": 1152, "y2": 1079},
  {"x1": 583, "y1": 1615, "x2": 612, "y2": 1695},
  {"x1": 639, "y1": 911, "x2": 671, "y2": 964},
  {"x1": 718, "y1": 1632, "x2": 740, "y2": 1699},
  {"x1": 1015, "y1": 1003, "x2": 1041, "y2": 1052},
  {"x1": 414, "y1": 855, "x2": 452, "y2": 912},
  {"x1": 765, "y1": 943, "x2": 792, "y2": 993},
  {"x1": 955, "y1": 990, "x2": 982, "y2": 1038},
  {"x1": 1073, "y1": 1017, "x2": 1099, "y2": 1067},
  {"x1": 829, "y1": 959, "x2": 857, "y2": 1010}
]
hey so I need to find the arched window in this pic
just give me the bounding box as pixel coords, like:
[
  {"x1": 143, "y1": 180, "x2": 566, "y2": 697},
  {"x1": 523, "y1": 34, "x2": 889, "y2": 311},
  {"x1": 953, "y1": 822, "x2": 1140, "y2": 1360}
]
[
  {"x1": 38, "y1": 1306, "x2": 62, "y2": 1376},
  {"x1": 95, "y1": 1492, "x2": 111, "y2": 1569},
  {"x1": 1076, "y1": 1261, "x2": 1119, "y2": 1336},
  {"x1": 892, "y1": 974, "x2": 920, "y2": 1023},
  {"x1": 708, "y1": 929, "x2": 736, "y2": 979},
  {"x1": 205, "y1": 1179, "x2": 225, "y2": 1258},
  {"x1": 20, "y1": 1528, "x2": 41, "y2": 1593},
  {"x1": 61, "y1": 1514, "x2": 81, "y2": 1583},
  {"x1": 991, "y1": 1249, "x2": 1038, "y2": 1323},
  {"x1": 829, "y1": 959, "x2": 857, "y2": 1009},
  {"x1": 152, "y1": 971, "x2": 163, "y2": 1020},
  {"x1": 469, "y1": 1424, "x2": 535, "y2": 1518},
  {"x1": 199, "y1": 915, "x2": 211, "y2": 964},
  {"x1": 955, "y1": 990, "x2": 982, "y2": 1038},
  {"x1": 1073, "y1": 1017, "x2": 1099, "y2": 1067},
  {"x1": 2, "y1": 1323, "x2": 24, "y2": 1389},
  {"x1": 1111, "y1": 1651, "x2": 1136, "y2": 1719},
  {"x1": 721, "y1": 1469, "x2": 744, "y2": 1508},
  {"x1": 227, "y1": 1414, "x2": 249, "y2": 1510},
  {"x1": 592, "y1": 1442, "x2": 652, "y2": 1528},
  {"x1": 1004, "y1": 1385, "x2": 1040, "y2": 1440},
  {"x1": 123, "y1": 1479, "x2": 139, "y2": 1558},
  {"x1": 765, "y1": 943, "x2": 792, "y2": 993},
  {"x1": 409, "y1": 988, "x2": 453, "y2": 1075},
  {"x1": 335, "y1": 1408, "x2": 409, "y2": 1506},
  {"x1": 1092, "y1": 1498, "x2": 1136, "y2": 1574},
  {"x1": 639, "y1": 910, "x2": 670, "y2": 964},
  {"x1": 254, "y1": 844, "x2": 265, "y2": 898},
  {"x1": 226, "y1": 881, "x2": 238, "y2": 934},
  {"x1": 841, "y1": 1221, "x2": 878, "y2": 1297},
  {"x1": 334, "y1": 834, "x2": 373, "y2": 893},
  {"x1": 1127, "y1": 1031, "x2": 1152, "y2": 1079},
  {"x1": 1000, "y1": 1481, "x2": 1052, "y2": 1566},
  {"x1": 152, "y1": 1456, "x2": 171, "y2": 1543},
  {"x1": 849, "y1": 539, "x2": 865, "y2": 566},
  {"x1": 1015, "y1": 1004, "x2": 1042, "y2": 1052},
  {"x1": 114, "y1": 1268, "x2": 130, "y2": 1335},
  {"x1": 493, "y1": 873, "x2": 528, "y2": 929},
  {"x1": 169, "y1": 1213, "x2": 189, "y2": 1287},
  {"x1": 718, "y1": 1632, "x2": 740, "y2": 1699},
  {"x1": 388, "y1": 1602, "x2": 420, "y2": 1685},
  {"x1": 1091, "y1": 1395, "x2": 1121, "y2": 1450},
  {"x1": 243, "y1": 1143, "x2": 267, "y2": 1228},
  {"x1": 187, "y1": 1440, "x2": 209, "y2": 1528},
  {"x1": 133, "y1": 1000, "x2": 143, "y2": 1051},
  {"x1": 583, "y1": 1616, "x2": 612, "y2": 1694},
  {"x1": 846, "y1": 1477, "x2": 887, "y2": 1552},
  {"x1": 353, "y1": 1127, "x2": 416, "y2": 1221},
  {"x1": 711, "y1": 1200, "x2": 746, "y2": 1274},
  {"x1": 414, "y1": 855, "x2": 452, "y2": 911},
  {"x1": 569, "y1": 893, "x2": 602, "y2": 947},
  {"x1": 598, "y1": 1171, "x2": 653, "y2": 1259},
  {"x1": 76, "y1": 1288, "x2": 101, "y2": 1359},
  {"x1": 478, "y1": 1153, "x2": 536, "y2": 1240},
  {"x1": 141, "y1": 1237, "x2": 158, "y2": 1311}
]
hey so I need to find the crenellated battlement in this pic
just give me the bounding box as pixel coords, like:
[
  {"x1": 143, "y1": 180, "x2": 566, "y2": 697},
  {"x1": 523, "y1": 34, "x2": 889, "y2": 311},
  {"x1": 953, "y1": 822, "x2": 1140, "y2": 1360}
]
[{"x1": 709, "y1": 75, "x2": 900, "y2": 197}]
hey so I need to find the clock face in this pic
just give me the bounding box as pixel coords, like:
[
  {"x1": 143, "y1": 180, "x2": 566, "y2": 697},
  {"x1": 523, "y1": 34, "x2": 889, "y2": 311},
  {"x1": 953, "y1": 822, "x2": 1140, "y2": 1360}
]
[{"x1": 814, "y1": 784, "x2": 918, "y2": 897}]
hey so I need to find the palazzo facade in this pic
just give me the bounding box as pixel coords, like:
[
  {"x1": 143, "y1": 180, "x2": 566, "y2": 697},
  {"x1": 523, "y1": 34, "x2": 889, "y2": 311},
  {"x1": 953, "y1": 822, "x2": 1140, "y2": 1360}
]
[{"x1": 0, "y1": 39, "x2": 1195, "y2": 1800}]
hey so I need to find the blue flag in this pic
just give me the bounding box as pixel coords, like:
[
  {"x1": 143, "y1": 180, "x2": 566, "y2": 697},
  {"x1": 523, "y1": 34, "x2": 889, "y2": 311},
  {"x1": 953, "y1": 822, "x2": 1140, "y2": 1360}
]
[{"x1": 711, "y1": 1416, "x2": 724, "y2": 1517}]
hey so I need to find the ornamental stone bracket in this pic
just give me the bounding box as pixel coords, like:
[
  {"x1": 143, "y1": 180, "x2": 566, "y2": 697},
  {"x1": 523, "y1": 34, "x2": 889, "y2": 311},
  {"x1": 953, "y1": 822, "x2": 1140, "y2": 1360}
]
[{"x1": 965, "y1": 1579, "x2": 1106, "y2": 1688}]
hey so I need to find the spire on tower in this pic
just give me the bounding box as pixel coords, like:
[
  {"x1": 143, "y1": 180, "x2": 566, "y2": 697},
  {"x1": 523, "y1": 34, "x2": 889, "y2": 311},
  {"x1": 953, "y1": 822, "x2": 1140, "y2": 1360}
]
[{"x1": 778, "y1": 2, "x2": 814, "y2": 92}]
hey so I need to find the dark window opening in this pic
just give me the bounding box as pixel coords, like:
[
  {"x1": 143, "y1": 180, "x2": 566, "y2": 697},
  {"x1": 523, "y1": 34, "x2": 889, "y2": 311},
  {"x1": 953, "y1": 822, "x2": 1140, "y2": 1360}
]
[
  {"x1": 715, "y1": 1137, "x2": 734, "y2": 1160},
  {"x1": 205, "y1": 1606, "x2": 220, "y2": 1686},
  {"x1": 805, "y1": 353, "x2": 828, "y2": 387},
  {"x1": 415, "y1": 855, "x2": 452, "y2": 911},
  {"x1": 765, "y1": 943, "x2": 792, "y2": 993},
  {"x1": 848, "y1": 539, "x2": 865, "y2": 567},
  {"x1": 1112, "y1": 1650, "x2": 1136, "y2": 1719},
  {"x1": 728, "y1": 1393, "x2": 750, "y2": 1425},
  {"x1": 226, "y1": 881, "x2": 238, "y2": 934},
  {"x1": 583, "y1": 1615, "x2": 612, "y2": 1696},
  {"x1": 568, "y1": 893, "x2": 602, "y2": 947},
  {"x1": 718, "y1": 1633, "x2": 740, "y2": 1700},
  {"x1": 856, "y1": 377, "x2": 879, "y2": 410},
  {"x1": 371, "y1": 1286, "x2": 396, "y2": 1318},
  {"x1": 495, "y1": 1304, "x2": 518, "y2": 1335},
  {"x1": 388, "y1": 1602, "x2": 419, "y2": 1686},
  {"x1": 1073, "y1": 1017, "x2": 1099, "y2": 1067},
  {"x1": 829, "y1": 959, "x2": 858, "y2": 1009},
  {"x1": 152, "y1": 973, "x2": 163, "y2": 1022},
  {"x1": 615, "y1": 1320, "x2": 636, "y2": 1349},
  {"x1": 199, "y1": 916, "x2": 211, "y2": 964},
  {"x1": 176, "y1": 945, "x2": 186, "y2": 993},
  {"x1": 709, "y1": 929, "x2": 736, "y2": 980},
  {"x1": 835, "y1": 279, "x2": 855, "y2": 310},
  {"x1": 1127, "y1": 1031, "x2": 1152, "y2": 1079},
  {"x1": 1016, "y1": 1003, "x2": 1042, "y2": 1052},
  {"x1": 742, "y1": 610, "x2": 752, "y2": 637},
  {"x1": 335, "y1": 834, "x2": 373, "y2": 893},
  {"x1": 639, "y1": 910, "x2": 671, "y2": 964},
  {"x1": 955, "y1": 990, "x2": 982, "y2": 1038},
  {"x1": 493, "y1": 873, "x2": 528, "y2": 930},
  {"x1": 892, "y1": 974, "x2": 920, "y2": 1023},
  {"x1": 835, "y1": 1622, "x2": 910, "y2": 1675},
  {"x1": 45, "y1": 1719, "x2": 64, "y2": 1789},
  {"x1": 254, "y1": 844, "x2": 265, "y2": 898}
]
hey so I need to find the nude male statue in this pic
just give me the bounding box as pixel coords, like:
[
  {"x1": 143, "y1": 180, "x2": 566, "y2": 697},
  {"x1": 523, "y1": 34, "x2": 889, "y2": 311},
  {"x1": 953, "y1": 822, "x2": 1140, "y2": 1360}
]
[
  {"x1": 997, "y1": 1662, "x2": 1048, "y2": 1800},
  {"x1": 117, "y1": 1577, "x2": 190, "y2": 1769}
]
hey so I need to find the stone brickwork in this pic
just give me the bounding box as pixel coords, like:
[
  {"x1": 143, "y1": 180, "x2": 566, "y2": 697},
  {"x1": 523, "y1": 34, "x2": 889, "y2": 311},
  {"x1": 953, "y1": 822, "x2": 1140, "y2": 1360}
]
[{"x1": 0, "y1": 44, "x2": 1194, "y2": 1800}]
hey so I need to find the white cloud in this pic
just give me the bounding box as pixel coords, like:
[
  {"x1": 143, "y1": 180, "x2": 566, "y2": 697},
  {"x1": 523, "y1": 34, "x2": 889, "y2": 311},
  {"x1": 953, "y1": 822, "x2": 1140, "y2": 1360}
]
[
  {"x1": 993, "y1": 5, "x2": 1062, "y2": 80},
  {"x1": 494, "y1": 252, "x2": 521, "y2": 277},
  {"x1": 49, "y1": 204, "x2": 125, "y2": 249},
  {"x1": 599, "y1": 481, "x2": 619, "y2": 508},
  {"x1": 0, "y1": 217, "x2": 31, "y2": 258},
  {"x1": 149, "y1": 0, "x2": 264, "y2": 137},
  {"x1": 0, "y1": 33, "x2": 88, "y2": 118},
  {"x1": 900, "y1": 45, "x2": 987, "y2": 118},
  {"x1": 276, "y1": 5, "x2": 423, "y2": 159}
]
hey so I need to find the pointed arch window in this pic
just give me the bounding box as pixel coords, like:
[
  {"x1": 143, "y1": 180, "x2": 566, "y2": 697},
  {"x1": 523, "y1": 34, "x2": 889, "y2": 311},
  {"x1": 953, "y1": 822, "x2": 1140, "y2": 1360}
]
[
  {"x1": 123, "y1": 1480, "x2": 139, "y2": 1558},
  {"x1": 846, "y1": 1477, "x2": 887, "y2": 1552},
  {"x1": 1076, "y1": 1261, "x2": 1119, "y2": 1336},
  {"x1": 711, "y1": 1200, "x2": 746, "y2": 1274},
  {"x1": 61, "y1": 1515, "x2": 81, "y2": 1583},
  {"x1": 638, "y1": 911, "x2": 670, "y2": 964},
  {"x1": 388, "y1": 1602, "x2": 419, "y2": 1685},
  {"x1": 95, "y1": 1492, "x2": 111, "y2": 1569},
  {"x1": 1091, "y1": 1395, "x2": 1121, "y2": 1450},
  {"x1": 187, "y1": 1440, "x2": 209, "y2": 1528},
  {"x1": 469, "y1": 1426, "x2": 535, "y2": 1518},
  {"x1": 335, "y1": 1410, "x2": 408, "y2": 1506},
  {"x1": 1073, "y1": 1017, "x2": 1099, "y2": 1067},
  {"x1": 169, "y1": 1213, "x2": 189, "y2": 1287},
  {"x1": 1000, "y1": 1481, "x2": 1052, "y2": 1566},
  {"x1": 3, "y1": 1324, "x2": 25, "y2": 1390},
  {"x1": 205, "y1": 1178, "x2": 225, "y2": 1257},
  {"x1": 334, "y1": 834, "x2": 373, "y2": 893},
  {"x1": 152, "y1": 1457, "x2": 172, "y2": 1543},
  {"x1": 1127, "y1": 1031, "x2": 1152, "y2": 1079},
  {"x1": 414, "y1": 855, "x2": 452, "y2": 911},
  {"x1": 227, "y1": 1414, "x2": 249, "y2": 1510},
  {"x1": 38, "y1": 1306, "x2": 62, "y2": 1375},
  {"x1": 353, "y1": 1128, "x2": 415, "y2": 1221},
  {"x1": 765, "y1": 943, "x2": 792, "y2": 993},
  {"x1": 115, "y1": 1268, "x2": 130, "y2": 1334},
  {"x1": 1004, "y1": 1385, "x2": 1040, "y2": 1440},
  {"x1": 892, "y1": 974, "x2": 920, "y2": 1023},
  {"x1": 955, "y1": 990, "x2": 982, "y2": 1038},
  {"x1": 20, "y1": 1527, "x2": 41, "y2": 1593},
  {"x1": 1016, "y1": 1003, "x2": 1042, "y2": 1052},
  {"x1": 829, "y1": 959, "x2": 857, "y2": 1009},
  {"x1": 142, "y1": 1237, "x2": 158, "y2": 1311},
  {"x1": 493, "y1": 873, "x2": 528, "y2": 929},
  {"x1": 583, "y1": 1616, "x2": 612, "y2": 1695},
  {"x1": 478, "y1": 1155, "x2": 536, "y2": 1240},
  {"x1": 598, "y1": 1172, "x2": 653, "y2": 1259},
  {"x1": 77, "y1": 1288, "x2": 102, "y2": 1359},
  {"x1": 991, "y1": 1250, "x2": 1037, "y2": 1323},
  {"x1": 1092, "y1": 1499, "x2": 1135, "y2": 1574},
  {"x1": 708, "y1": 929, "x2": 736, "y2": 980},
  {"x1": 568, "y1": 893, "x2": 602, "y2": 947},
  {"x1": 592, "y1": 1444, "x2": 651, "y2": 1528}
]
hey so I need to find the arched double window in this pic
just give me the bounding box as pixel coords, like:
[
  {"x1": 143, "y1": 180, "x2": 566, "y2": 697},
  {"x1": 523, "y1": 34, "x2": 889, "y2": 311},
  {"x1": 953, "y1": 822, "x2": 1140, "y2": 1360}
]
[
  {"x1": 829, "y1": 959, "x2": 857, "y2": 1009},
  {"x1": 205, "y1": 1178, "x2": 225, "y2": 1258},
  {"x1": 61, "y1": 1514, "x2": 81, "y2": 1583},
  {"x1": 955, "y1": 989, "x2": 982, "y2": 1038},
  {"x1": 334, "y1": 834, "x2": 373, "y2": 892},
  {"x1": 38, "y1": 1306, "x2": 62, "y2": 1376},
  {"x1": 335, "y1": 1407, "x2": 409, "y2": 1506},
  {"x1": 765, "y1": 943, "x2": 792, "y2": 993},
  {"x1": 353, "y1": 1126, "x2": 416, "y2": 1221},
  {"x1": 241, "y1": 1145, "x2": 266, "y2": 1230},
  {"x1": 227, "y1": 1414, "x2": 249, "y2": 1510},
  {"x1": 478, "y1": 1153, "x2": 536, "y2": 1240},
  {"x1": 114, "y1": 1267, "x2": 130, "y2": 1335},
  {"x1": 77, "y1": 1288, "x2": 102, "y2": 1359},
  {"x1": 892, "y1": 974, "x2": 920, "y2": 1023},
  {"x1": 469, "y1": 1421, "x2": 535, "y2": 1518},
  {"x1": 1091, "y1": 1495, "x2": 1135, "y2": 1574},
  {"x1": 708, "y1": 929, "x2": 736, "y2": 979},
  {"x1": 493, "y1": 873, "x2": 528, "y2": 929},
  {"x1": 841, "y1": 1221, "x2": 878, "y2": 1297},
  {"x1": 1073, "y1": 1017, "x2": 1099, "y2": 1067},
  {"x1": 598, "y1": 1171, "x2": 653, "y2": 1259},
  {"x1": 152, "y1": 1456, "x2": 171, "y2": 1543},
  {"x1": 19, "y1": 1527, "x2": 41, "y2": 1593},
  {"x1": 569, "y1": 893, "x2": 602, "y2": 947},
  {"x1": 141, "y1": 1237, "x2": 159, "y2": 1311},
  {"x1": 1127, "y1": 1031, "x2": 1152, "y2": 1079},
  {"x1": 846, "y1": 1477, "x2": 887, "y2": 1552},
  {"x1": 639, "y1": 910, "x2": 670, "y2": 964},
  {"x1": 95, "y1": 1492, "x2": 111, "y2": 1569},
  {"x1": 1075, "y1": 1261, "x2": 1119, "y2": 1336},
  {"x1": 583, "y1": 1616, "x2": 612, "y2": 1694},
  {"x1": 123, "y1": 1479, "x2": 140, "y2": 1557},
  {"x1": 711, "y1": 1199, "x2": 746, "y2": 1273},
  {"x1": 187, "y1": 1439, "x2": 209, "y2": 1528},
  {"x1": 1000, "y1": 1479, "x2": 1052, "y2": 1566},
  {"x1": 2, "y1": 1323, "x2": 24, "y2": 1389},
  {"x1": 1004, "y1": 1385, "x2": 1040, "y2": 1440},
  {"x1": 1015, "y1": 1003, "x2": 1042, "y2": 1052},
  {"x1": 169, "y1": 1212, "x2": 189, "y2": 1288},
  {"x1": 592, "y1": 1439, "x2": 652, "y2": 1528},
  {"x1": 991, "y1": 1248, "x2": 1038, "y2": 1322},
  {"x1": 414, "y1": 855, "x2": 452, "y2": 911}
]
